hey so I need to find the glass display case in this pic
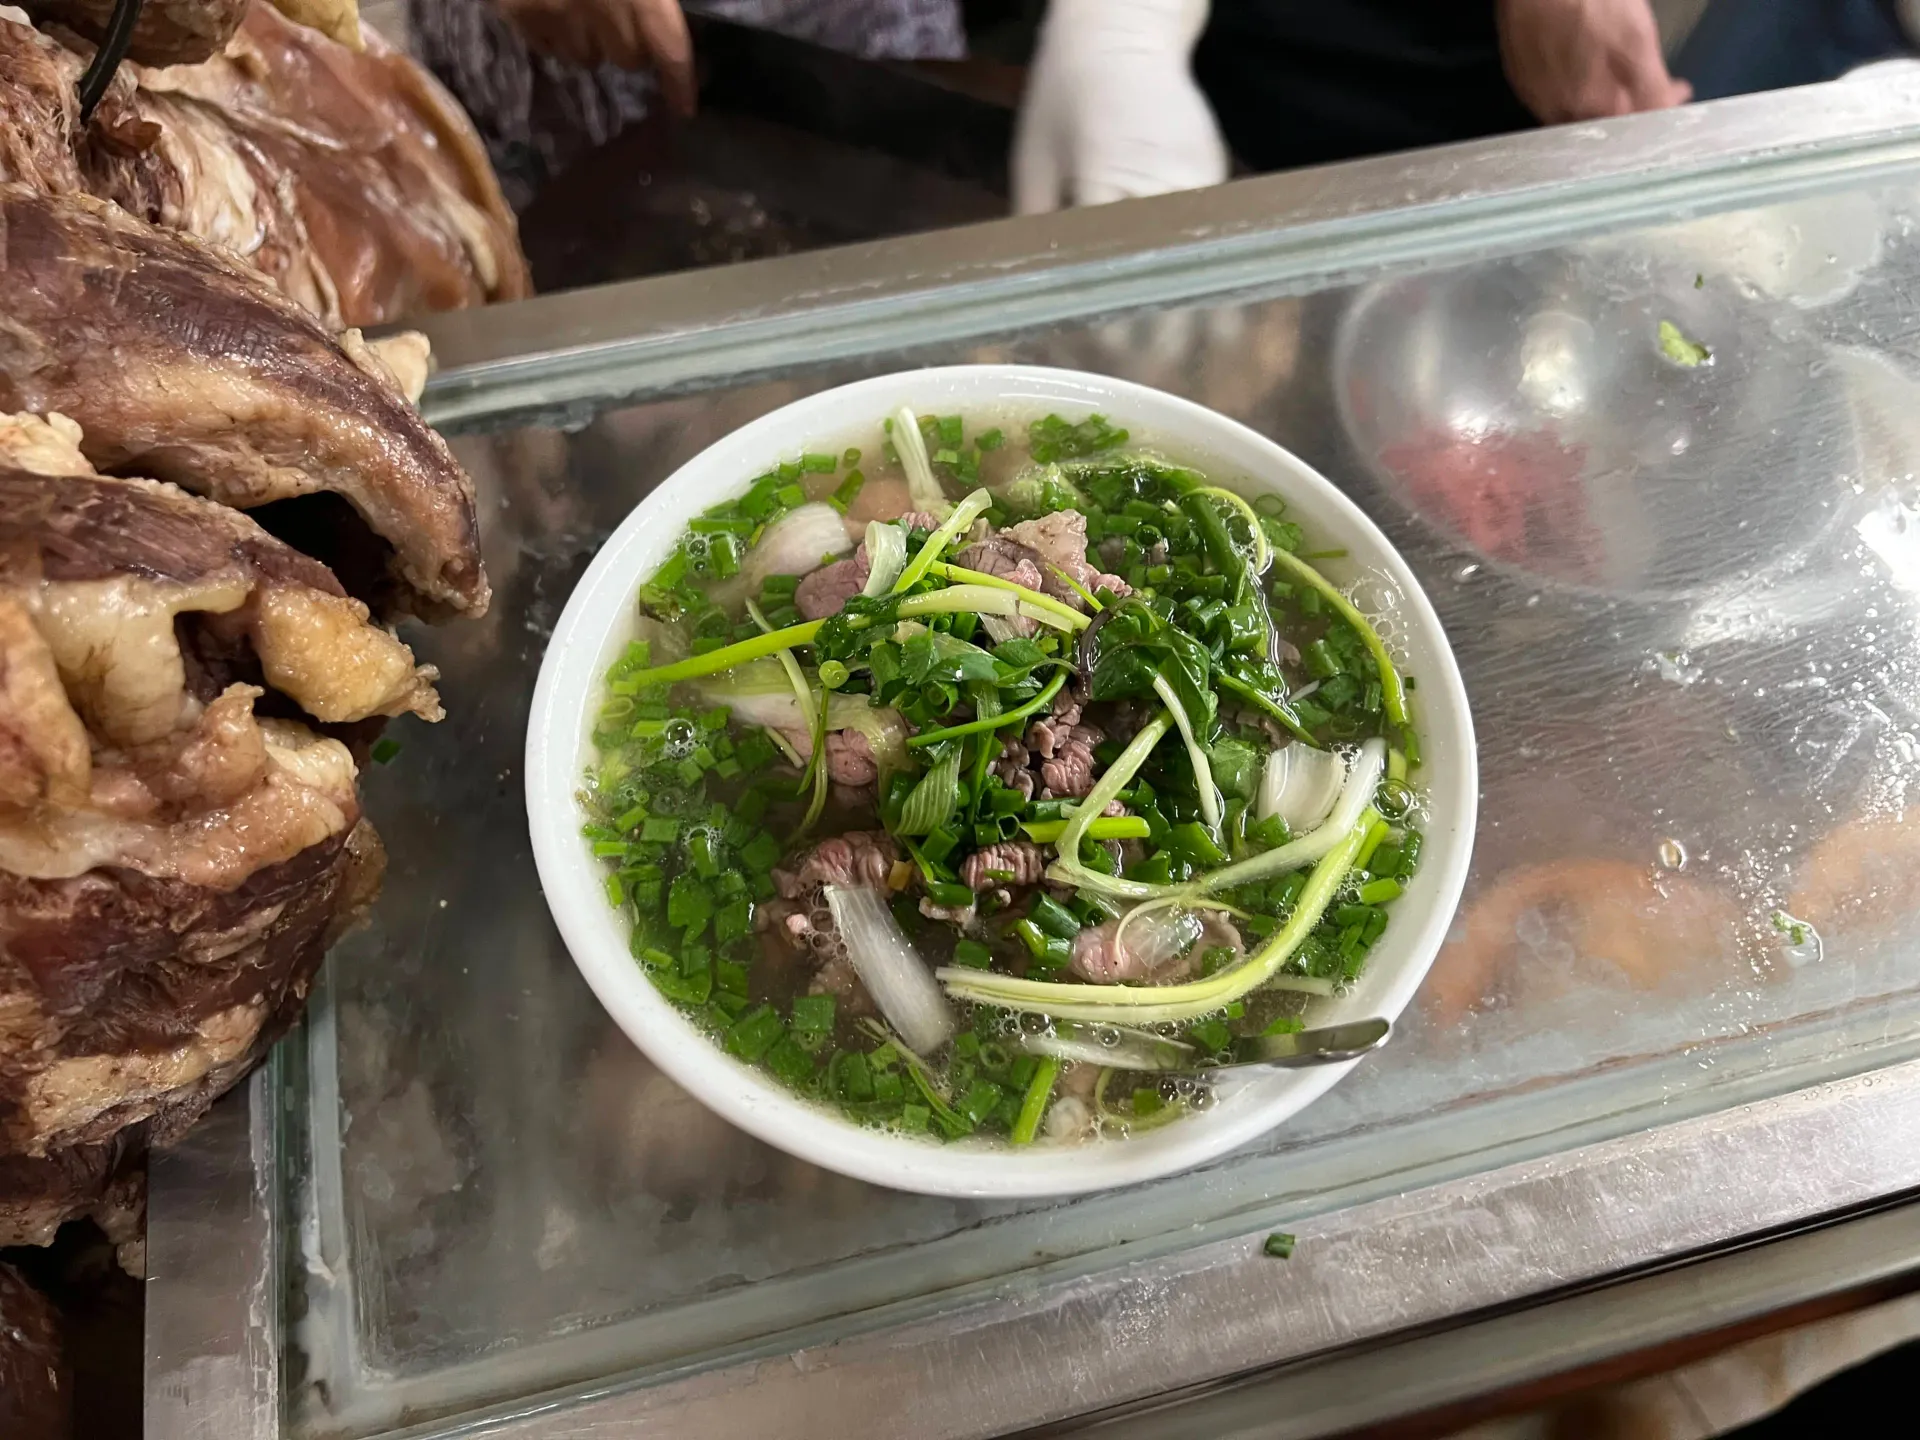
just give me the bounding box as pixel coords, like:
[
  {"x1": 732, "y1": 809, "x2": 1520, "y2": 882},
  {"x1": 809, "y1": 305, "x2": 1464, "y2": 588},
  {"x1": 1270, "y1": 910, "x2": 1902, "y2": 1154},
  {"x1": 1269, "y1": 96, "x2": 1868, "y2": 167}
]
[{"x1": 145, "y1": 68, "x2": 1920, "y2": 1440}]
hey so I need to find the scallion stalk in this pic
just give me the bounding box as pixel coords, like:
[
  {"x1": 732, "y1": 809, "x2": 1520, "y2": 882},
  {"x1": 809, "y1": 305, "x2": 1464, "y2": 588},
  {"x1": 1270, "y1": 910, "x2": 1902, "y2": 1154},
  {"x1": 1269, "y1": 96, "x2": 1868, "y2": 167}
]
[
  {"x1": 1060, "y1": 712, "x2": 1171, "y2": 856},
  {"x1": 1266, "y1": 549, "x2": 1408, "y2": 727},
  {"x1": 907, "y1": 672, "x2": 1067, "y2": 749},
  {"x1": 894, "y1": 585, "x2": 1081, "y2": 634},
  {"x1": 938, "y1": 806, "x2": 1378, "y2": 1023},
  {"x1": 893, "y1": 406, "x2": 950, "y2": 518},
  {"x1": 893, "y1": 489, "x2": 993, "y2": 594},
  {"x1": 1153, "y1": 673, "x2": 1222, "y2": 833},
  {"x1": 1196, "y1": 486, "x2": 1272, "y2": 573},
  {"x1": 1020, "y1": 815, "x2": 1151, "y2": 843},
  {"x1": 928, "y1": 562, "x2": 1090, "y2": 630},
  {"x1": 620, "y1": 619, "x2": 824, "y2": 688},
  {"x1": 1010, "y1": 1055, "x2": 1060, "y2": 1145},
  {"x1": 1217, "y1": 671, "x2": 1320, "y2": 747},
  {"x1": 748, "y1": 600, "x2": 828, "y2": 829}
]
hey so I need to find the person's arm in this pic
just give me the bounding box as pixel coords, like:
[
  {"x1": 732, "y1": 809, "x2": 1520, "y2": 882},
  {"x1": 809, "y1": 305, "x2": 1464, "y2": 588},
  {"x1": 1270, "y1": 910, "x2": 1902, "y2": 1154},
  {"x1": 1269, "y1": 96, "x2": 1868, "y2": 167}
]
[
  {"x1": 1496, "y1": 0, "x2": 1690, "y2": 123},
  {"x1": 499, "y1": 0, "x2": 696, "y2": 113},
  {"x1": 1012, "y1": 0, "x2": 1227, "y2": 213}
]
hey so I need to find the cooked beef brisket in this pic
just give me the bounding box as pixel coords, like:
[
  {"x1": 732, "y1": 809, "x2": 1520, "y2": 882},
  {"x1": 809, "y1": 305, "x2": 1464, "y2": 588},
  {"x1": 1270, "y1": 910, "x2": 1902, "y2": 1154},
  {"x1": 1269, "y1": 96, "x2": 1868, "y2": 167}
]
[
  {"x1": 0, "y1": 15, "x2": 493, "y2": 1260},
  {"x1": 17, "y1": 0, "x2": 249, "y2": 65},
  {"x1": 0, "y1": 184, "x2": 490, "y2": 617},
  {"x1": 0, "y1": 1, "x2": 527, "y2": 330},
  {"x1": 0, "y1": 413, "x2": 402, "y2": 1195},
  {"x1": 0, "y1": 1260, "x2": 69, "y2": 1438}
]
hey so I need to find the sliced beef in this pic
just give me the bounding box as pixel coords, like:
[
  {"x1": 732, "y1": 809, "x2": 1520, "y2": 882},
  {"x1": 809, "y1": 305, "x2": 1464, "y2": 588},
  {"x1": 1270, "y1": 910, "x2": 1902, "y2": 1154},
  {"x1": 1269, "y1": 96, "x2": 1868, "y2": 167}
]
[
  {"x1": 1035, "y1": 720, "x2": 1103, "y2": 799},
  {"x1": 790, "y1": 514, "x2": 943, "y2": 622},
  {"x1": 0, "y1": 185, "x2": 489, "y2": 616},
  {"x1": 776, "y1": 726, "x2": 880, "y2": 788},
  {"x1": 772, "y1": 831, "x2": 898, "y2": 898},
  {"x1": 795, "y1": 552, "x2": 870, "y2": 621},
  {"x1": 1004, "y1": 511, "x2": 1130, "y2": 601},
  {"x1": 993, "y1": 697, "x2": 1105, "y2": 802},
  {"x1": 961, "y1": 840, "x2": 1045, "y2": 890},
  {"x1": 822, "y1": 729, "x2": 878, "y2": 787}
]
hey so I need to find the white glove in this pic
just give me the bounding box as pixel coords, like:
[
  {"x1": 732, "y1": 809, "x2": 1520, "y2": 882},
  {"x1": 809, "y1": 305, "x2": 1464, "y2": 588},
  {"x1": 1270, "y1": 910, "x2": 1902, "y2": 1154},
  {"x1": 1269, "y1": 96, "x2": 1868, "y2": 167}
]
[{"x1": 1012, "y1": 0, "x2": 1229, "y2": 214}]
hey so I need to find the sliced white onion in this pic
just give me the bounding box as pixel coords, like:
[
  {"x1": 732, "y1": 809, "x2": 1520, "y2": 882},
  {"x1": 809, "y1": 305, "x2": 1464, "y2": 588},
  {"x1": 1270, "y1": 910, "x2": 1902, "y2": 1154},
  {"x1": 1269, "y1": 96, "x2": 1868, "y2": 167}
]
[
  {"x1": 861, "y1": 519, "x2": 909, "y2": 597},
  {"x1": 1114, "y1": 906, "x2": 1205, "y2": 977},
  {"x1": 1017, "y1": 1023, "x2": 1192, "y2": 1072},
  {"x1": 719, "y1": 503, "x2": 852, "y2": 607},
  {"x1": 836, "y1": 701, "x2": 910, "y2": 778},
  {"x1": 691, "y1": 663, "x2": 905, "y2": 771},
  {"x1": 1195, "y1": 738, "x2": 1386, "y2": 896},
  {"x1": 824, "y1": 885, "x2": 955, "y2": 1056},
  {"x1": 1257, "y1": 743, "x2": 1346, "y2": 831},
  {"x1": 893, "y1": 406, "x2": 951, "y2": 517},
  {"x1": 979, "y1": 614, "x2": 1023, "y2": 644}
]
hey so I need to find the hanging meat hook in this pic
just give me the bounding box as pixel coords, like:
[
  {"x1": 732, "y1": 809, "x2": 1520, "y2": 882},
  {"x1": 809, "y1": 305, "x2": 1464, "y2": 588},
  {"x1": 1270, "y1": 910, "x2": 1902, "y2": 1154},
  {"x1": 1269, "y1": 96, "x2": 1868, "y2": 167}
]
[{"x1": 75, "y1": 0, "x2": 145, "y2": 123}]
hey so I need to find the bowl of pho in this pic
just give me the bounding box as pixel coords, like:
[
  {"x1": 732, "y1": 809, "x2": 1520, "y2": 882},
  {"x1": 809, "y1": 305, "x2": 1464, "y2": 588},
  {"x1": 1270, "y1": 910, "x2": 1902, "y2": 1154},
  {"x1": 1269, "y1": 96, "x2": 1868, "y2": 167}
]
[{"x1": 528, "y1": 366, "x2": 1476, "y2": 1197}]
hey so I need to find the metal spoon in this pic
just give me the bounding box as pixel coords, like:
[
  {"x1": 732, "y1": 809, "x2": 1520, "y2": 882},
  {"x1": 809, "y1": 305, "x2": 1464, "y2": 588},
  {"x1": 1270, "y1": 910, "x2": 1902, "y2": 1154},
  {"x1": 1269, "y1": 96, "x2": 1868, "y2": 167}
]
[{"x1": 1214, "y1": 1016, "x2": 1391, "y2": 1071}]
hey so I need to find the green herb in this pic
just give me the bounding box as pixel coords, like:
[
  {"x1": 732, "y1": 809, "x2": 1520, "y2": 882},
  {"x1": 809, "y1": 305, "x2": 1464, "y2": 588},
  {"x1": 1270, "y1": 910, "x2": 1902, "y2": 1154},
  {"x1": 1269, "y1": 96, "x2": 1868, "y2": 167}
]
[
  {"x1": 1658, "y1": 319, "x2": 1712, "y2": 367},
  {"x1": 1028, "y1": 413, "x2": 1129, "y2": 464}
]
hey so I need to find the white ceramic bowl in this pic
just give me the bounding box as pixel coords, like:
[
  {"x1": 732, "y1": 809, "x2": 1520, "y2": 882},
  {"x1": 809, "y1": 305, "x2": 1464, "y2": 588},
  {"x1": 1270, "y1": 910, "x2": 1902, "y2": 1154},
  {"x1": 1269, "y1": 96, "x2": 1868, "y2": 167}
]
[{"x1": 528, "y1": 366, "x2": 1477, "y2": 1198}]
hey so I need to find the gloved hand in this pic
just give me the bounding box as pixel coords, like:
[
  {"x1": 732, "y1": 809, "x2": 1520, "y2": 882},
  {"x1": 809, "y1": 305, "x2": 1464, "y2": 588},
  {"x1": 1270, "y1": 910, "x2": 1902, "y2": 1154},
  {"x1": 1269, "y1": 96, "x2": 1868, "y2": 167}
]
[
  {"x1": 1496, "y1": 0, "x2": 1690, "y2": 123},
  {"x1": 500, "y1": 0, "x2": 697, "y2": 114},
  {"x1": 1012, "y1": 0, "x2": 1228, "y2": 214}
]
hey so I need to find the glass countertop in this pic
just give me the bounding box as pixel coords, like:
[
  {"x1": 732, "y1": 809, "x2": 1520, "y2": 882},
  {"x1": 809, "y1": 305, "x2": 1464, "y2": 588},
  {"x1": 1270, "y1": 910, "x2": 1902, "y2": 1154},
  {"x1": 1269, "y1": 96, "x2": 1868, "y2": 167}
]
[{"x1": 142, "y1": 69, "x2": 1920, "y2": 1440}]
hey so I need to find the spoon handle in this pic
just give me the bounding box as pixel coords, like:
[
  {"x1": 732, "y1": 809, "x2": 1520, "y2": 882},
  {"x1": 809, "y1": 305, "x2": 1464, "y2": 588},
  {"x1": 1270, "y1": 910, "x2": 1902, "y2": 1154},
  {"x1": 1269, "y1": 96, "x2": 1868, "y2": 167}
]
[{"x1": 1217, "y1": 1017, "x2": 1392, "y2": 1070}]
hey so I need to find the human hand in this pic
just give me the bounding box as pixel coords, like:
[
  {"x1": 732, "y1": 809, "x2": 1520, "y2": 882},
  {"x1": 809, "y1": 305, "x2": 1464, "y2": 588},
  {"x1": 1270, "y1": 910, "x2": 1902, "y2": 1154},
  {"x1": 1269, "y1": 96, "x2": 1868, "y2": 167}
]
[
  {"x1": 1012, "y1": 0, "x2": 1228, "y2": 214},
  {"x1": 500, "y1": 0, "x2": 696, "y2": 114},
  {"x1": 1496, "y1": 0, "x2": 1691, "y2": 124}
]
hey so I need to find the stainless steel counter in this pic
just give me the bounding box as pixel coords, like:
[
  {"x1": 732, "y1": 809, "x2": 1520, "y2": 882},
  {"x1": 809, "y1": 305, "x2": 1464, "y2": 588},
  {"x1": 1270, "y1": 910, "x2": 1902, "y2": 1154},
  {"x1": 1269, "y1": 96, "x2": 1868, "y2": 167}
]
[{"x1": 147, "y1": 67, "x2": 1920, "y2": 1440}]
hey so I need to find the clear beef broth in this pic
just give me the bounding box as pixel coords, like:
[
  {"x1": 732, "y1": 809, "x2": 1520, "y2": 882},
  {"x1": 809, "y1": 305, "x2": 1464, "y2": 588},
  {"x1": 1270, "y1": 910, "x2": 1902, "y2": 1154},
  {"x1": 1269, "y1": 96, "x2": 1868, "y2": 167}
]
[{"x1": 583, "y1": 409, "x2": 1424, "y2": 1146}]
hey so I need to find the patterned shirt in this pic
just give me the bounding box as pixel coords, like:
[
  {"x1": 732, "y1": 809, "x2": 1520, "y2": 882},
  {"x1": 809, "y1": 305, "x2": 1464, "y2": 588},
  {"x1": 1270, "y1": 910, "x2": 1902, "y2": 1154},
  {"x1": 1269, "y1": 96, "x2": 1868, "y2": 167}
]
[{"x1": 406, "y1": 0, "x2": 966, "y2": 206}]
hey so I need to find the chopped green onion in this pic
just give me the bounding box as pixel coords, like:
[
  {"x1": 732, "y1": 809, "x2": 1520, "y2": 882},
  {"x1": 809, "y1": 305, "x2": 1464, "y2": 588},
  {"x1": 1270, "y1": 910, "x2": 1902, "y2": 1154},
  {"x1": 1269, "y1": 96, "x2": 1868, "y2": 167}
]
[
  {"x1": 1263, "y1": 1232, "x2": 1296, "y2": 1259},
  {"x1": 951, "y1": 938, "x2": 994, "y2": 969},
  {"x1": 927, "y1": 880, "x2": 975, "y2": 908},
  {"x1": 1357, "y1": 877, "x2": 1402, "y2": 905},
  {"x1": 1020, "y1": 815, "x2": 1151, "y2": 843},
  {"x1": 942, "y1": 806, "x2": 1377, "y2": 1023},
  {"x1": 1266, "y1": 549, "x2": 1407, "y2": 727},
  {"x1": 1010, "y1": 1056, "x2": 1060, "y2": 1145},
  {"x1": 907, "y1": 672, "x2": 1068, "y2": 748},
  {"x1": 1028, "y1": 893, "x2": 1082, "y2": 940},
  {"x1": 370, "y1": 737, "x2": 402, "y2": 765}
]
